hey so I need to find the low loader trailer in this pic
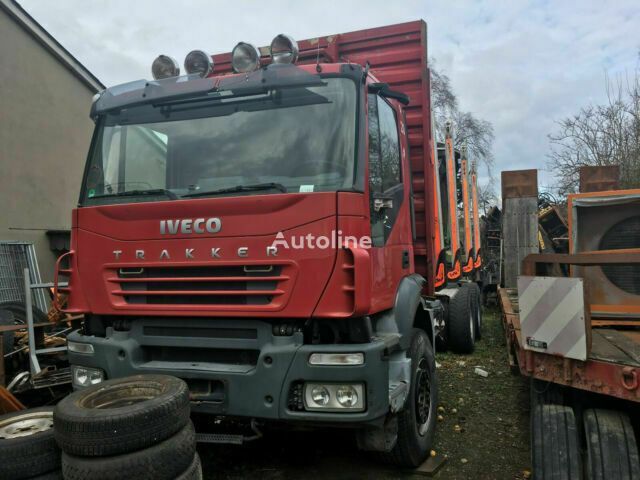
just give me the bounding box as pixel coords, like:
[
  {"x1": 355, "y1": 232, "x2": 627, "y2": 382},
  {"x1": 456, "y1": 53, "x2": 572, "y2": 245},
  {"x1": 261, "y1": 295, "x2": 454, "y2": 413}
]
[
  {"x1": 55, "y1": 21, "x2": 483, "y2": 467},
  {"x1": 499, "y1": 168, "x2": 640, "y2": 479}
]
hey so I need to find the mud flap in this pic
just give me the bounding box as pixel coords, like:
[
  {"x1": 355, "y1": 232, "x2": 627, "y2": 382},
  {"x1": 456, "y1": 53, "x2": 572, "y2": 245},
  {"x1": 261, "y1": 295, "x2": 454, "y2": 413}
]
[{"x1": 356, "y1": 415, "x2": 398, "y2": 452}]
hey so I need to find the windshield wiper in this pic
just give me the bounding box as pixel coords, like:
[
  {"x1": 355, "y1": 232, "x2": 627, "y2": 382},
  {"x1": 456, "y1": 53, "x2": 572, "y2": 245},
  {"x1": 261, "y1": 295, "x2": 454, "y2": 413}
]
[
  {"x1": 182, "y1": 182, "x2": 287, "y2": 198},
  {"x1": 89, "y1": 188, "x2": 179, "y2": 200}
]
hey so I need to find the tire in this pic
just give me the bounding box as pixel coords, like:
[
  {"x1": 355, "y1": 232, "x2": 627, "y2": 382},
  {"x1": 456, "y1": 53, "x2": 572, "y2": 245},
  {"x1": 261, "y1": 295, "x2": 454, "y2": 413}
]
[
  {"x1": 380, "y1": 329, "x2": 438, "y2": 468},
  {"x1": 583, "y1": 409, "x2": 640, "y2": 480},
  {"x1": 0, "y1": 407, "x2": 61, "y2": 480},
  {"x1": 61, "y1": 421, "x2": 196, "y2": 480},
  {"x1": 54, "y1": 374, "x2": 190, "y2": 457},
  {"x1": 176, "y1": 453, "x2": 203, "y2": 480},
  {"x1": 447, "y1": 284, "x2": 475, "y2": 353},
  {"x1": 531, "y1": 404, "x2": 581, "y2": 480},
  {"x1": 469, "y1": 283, "x2": 482, "y2": 340}
]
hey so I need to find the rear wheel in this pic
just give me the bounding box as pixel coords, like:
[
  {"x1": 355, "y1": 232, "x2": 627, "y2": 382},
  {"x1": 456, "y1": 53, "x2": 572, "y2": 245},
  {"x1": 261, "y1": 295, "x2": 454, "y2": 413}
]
[
  {"x1": 469, "y1": 283, "x2": 482, "y2": 340},
  {"x1": 380, "y1": 329, "x2": 438, "y2": 468},
  {"x1": 447, "y1": 284, "x2": 475, "y2": 353},
  {"x1": 583, "y1": 409, "x2": 640, "y2": 480},
  {"x1": 531, "y1": 403, "x2": 582, "y2": 480}
]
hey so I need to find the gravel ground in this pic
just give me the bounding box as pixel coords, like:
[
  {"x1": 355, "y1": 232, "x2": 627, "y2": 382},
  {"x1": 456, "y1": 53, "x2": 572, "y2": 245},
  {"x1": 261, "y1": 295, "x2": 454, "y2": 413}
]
[{"x1": 197, "y1": 308, "x2": 531, "y2": 479}]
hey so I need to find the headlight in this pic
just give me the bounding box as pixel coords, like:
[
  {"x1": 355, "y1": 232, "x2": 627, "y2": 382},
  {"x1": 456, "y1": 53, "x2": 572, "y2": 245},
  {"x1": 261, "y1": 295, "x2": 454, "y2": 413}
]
[
  {"x1": 151, "y1": 55, "x2": 180, "y2": 80},
  {"x1": 71, "y1": 365, "x2": 104, "y2": 388},
  {"x1": 336, "y1": 385, "x2": 358, "y2": 407},
  {"x1": 232, "y1": 42, "x2": 261, "y2": 73},
  {"x1": 184, "y1": 50, "x2": 213, "y2": 77},
  {"x1": 270, "y1": 34, "x2": 299, "y2": 64},
  {"x1": 309, "y1": 352, "x2": 364, "y2": 366},
  {"x1": 303, "y1": 383, "x2": 365, "y2": 412},
  {"x1": 67, "y1": 341, "x2": 94, "y2": 354},
  {"x1": 310, "y1": 386, "x2": 330, "y2": 406}
]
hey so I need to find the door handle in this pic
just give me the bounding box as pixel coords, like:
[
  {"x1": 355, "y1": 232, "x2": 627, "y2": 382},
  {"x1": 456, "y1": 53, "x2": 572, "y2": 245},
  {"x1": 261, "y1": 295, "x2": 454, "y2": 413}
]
[{"x1": 373, "y1": 197, "x2": 393, "y2": 212}]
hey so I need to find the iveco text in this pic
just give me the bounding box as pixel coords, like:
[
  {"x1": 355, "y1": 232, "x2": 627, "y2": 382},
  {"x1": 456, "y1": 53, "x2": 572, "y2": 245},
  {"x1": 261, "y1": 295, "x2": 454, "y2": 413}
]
[{"x1": 159, "y1": 217, "x2": 221, "y2": 235}]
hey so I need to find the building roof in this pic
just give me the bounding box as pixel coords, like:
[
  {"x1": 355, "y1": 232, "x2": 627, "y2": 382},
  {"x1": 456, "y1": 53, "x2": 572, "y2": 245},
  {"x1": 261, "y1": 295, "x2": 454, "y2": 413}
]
[{"x1": 0, "y1": 0, "x2": 104, "y2": 92}]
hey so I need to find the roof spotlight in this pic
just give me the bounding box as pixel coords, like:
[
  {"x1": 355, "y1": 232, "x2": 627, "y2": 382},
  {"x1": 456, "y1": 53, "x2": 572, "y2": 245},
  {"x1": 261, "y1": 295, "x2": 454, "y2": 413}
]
[
  {"x1": 184, "y1": 50, "x2": 214, "y2": 77},
  {"x1": 231, "y1": 42, "x2": 261, "y2": 73},
  {"x1": 270, "y1": 34, "x2": 298, "y2": 64},
  {"x1": 151, "y1": 55, "x2": 180, "y2": 80}
]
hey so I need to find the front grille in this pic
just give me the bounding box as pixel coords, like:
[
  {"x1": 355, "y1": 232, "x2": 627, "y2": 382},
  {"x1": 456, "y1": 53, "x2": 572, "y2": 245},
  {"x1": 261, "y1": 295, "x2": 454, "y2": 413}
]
[
  {"x1": 109, "y1": 265, "x2": 287, "y2": 307},
  {"x1": 143, "y1": 325, "x2": 258, "y2": 339},
  {"x1": 599, "y1": 215, "x2": 640, "y2": 295},
  {"x1": 142, "y1": 345, "x2": 259, "y2": 366}
]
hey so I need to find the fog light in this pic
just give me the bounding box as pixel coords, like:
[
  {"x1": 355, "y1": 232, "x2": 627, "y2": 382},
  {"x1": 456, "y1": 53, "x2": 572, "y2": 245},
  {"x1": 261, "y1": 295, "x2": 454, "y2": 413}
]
[
  {"x1": 232, "y1": 42, "x2": 261, "y2": 73},
  {"x1": 309, "y1": 353, "x2": 364, "y2": 366},
  {"x1": 310, "y1": 386, "x2": 330, "y2": 406},
  {"x1": 71, "y1": 365, "x2": 104, "y2": 388},
  {"x1": 303, "y1": 383, "x2": 365, "y2": 412},
  {"x1": 336, "y1": 385, "x2": 358, "y2": 407},
  {"x1": 67, "y1": 341, "x2": 94, "y2": 354}
]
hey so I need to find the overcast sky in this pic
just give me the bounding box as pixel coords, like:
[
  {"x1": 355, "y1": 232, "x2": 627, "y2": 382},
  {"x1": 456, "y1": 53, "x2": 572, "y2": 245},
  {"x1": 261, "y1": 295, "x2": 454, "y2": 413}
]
[{"x1": 18, "y1": 0, "x2": 640, "y2": 192}]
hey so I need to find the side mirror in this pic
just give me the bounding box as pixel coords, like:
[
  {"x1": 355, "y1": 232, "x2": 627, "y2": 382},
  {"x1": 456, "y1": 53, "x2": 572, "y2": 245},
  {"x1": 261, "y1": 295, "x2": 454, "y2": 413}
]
[{"x1": 368, "y1": 82, "x2": 410, "y2": 106}]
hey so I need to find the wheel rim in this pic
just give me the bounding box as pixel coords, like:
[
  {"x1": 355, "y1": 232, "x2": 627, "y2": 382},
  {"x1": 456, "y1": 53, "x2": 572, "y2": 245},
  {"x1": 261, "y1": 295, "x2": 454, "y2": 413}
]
[
  {"x1": 415, "y1": 357, "x2": 432, "y2": 436},
  {"x1": 80, "y1": 382, "x2": 164, "y2": 409},
  {"x1": 0, "y1": 411, "x2": 53, "y2": 439}
]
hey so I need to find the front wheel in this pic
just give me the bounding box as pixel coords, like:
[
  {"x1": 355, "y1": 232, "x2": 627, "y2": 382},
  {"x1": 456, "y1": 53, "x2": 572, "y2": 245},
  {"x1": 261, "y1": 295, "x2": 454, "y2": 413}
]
[{"x1": 381, "y1": 329, "x2": 438, "y2": 468}]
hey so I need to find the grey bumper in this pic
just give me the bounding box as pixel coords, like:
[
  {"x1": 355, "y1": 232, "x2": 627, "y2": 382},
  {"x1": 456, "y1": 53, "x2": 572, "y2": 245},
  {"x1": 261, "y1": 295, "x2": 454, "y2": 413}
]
[{"x1": 68, "y1": 318, "x2": 390, "y2": 424}]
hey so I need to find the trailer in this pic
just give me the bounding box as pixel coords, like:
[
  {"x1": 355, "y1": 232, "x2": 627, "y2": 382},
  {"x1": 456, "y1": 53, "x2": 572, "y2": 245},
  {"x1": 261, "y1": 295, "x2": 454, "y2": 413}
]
[{"x1": 499, "y1": 167, "x2": 640, "y2": 479}]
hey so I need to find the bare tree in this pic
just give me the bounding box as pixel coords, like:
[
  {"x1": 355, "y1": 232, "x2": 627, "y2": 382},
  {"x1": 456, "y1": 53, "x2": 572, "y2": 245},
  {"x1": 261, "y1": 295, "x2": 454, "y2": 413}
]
[
  {"x1": 430, "y1": 59, "x2": 496, "y2": 200},
  {"x1": 547, "y1": 69, "x2": 640, "y2": 194},
  {"x1": 476, "y1": 176, "x2": 499, "y2": 215},
  {"x1": 431, "y1": 64, "x2": 458, "y2": 113}
]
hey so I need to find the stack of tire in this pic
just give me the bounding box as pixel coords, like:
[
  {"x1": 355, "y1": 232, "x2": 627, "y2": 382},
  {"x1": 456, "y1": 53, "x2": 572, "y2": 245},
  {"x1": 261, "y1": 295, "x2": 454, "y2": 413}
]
[
  {"x1": 0, "y1": 407, "x2": 62, "y2": 479},
  {"x1": 53, "y1": 374, "x2": 201, "y2": 480}
]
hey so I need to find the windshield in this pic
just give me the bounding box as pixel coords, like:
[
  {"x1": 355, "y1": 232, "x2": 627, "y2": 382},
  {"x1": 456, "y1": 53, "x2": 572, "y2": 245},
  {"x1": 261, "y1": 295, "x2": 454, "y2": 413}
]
[{"x1": 81, "y1": 77, "x2": 357, "y2": 205}]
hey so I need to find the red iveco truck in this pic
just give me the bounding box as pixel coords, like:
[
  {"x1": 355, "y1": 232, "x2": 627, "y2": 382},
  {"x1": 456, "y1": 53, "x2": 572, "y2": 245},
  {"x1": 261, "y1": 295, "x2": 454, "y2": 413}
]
[{"x1": 56, "y1": 20, "x2": 482, "y2": 467}]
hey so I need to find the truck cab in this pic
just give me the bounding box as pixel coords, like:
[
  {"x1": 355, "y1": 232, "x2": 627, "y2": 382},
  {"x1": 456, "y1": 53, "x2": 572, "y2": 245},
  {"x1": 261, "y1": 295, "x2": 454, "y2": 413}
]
[{"x1": 57, "y1": 21, "x2": 481, "y2": 467}]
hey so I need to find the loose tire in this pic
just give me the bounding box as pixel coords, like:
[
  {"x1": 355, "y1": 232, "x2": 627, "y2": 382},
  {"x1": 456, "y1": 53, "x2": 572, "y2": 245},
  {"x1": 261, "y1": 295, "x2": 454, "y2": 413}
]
[
  {"x1": 583, "y1": 409, "x2": 640, "y2": 480},
  {"x1": 0, "y1": 407, "x2": 61, "y2": 480},
  {"x1": 176, "y1": 453, "x2": 203, "y2": 480},
  {"x1": 447, "y1": 284, "x2": 475, "y2": 353},
  {"x1": 380, "y1": 329, "x2": 438, "y2": 468},
  {"x1": 54, "y1": 374, "x2": 190, "y2": 457},
  {"x1": 61, "y1": 421, "x2": 196, "y2": 480},
  {"x1": 531, "y1": 404, "x2": 581, "y2": 480}
]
